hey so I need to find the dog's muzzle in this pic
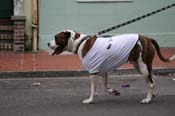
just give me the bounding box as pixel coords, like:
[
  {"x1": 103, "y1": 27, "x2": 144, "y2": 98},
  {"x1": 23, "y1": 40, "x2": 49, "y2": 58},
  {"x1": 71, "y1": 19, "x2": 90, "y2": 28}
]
[{"x1": 48, "y1": 42, "x2": 65, "y2": 56}]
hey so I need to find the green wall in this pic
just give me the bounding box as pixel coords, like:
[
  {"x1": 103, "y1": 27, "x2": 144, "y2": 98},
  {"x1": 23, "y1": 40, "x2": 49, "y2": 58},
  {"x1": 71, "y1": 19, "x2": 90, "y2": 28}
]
[{"x1": 39, "y1": 0, "x2": 175, "y2": 50}]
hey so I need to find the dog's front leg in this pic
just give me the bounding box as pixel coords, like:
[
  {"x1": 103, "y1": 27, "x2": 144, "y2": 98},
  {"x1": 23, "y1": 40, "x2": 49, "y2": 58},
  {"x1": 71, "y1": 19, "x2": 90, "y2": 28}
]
[{"x1": 83, "y1": 74, "x2": 98, "y2": 104}]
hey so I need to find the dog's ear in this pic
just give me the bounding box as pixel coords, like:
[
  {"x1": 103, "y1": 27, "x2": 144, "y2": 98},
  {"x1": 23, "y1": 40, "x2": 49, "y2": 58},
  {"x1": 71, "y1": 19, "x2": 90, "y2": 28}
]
[{"x1": 64, "y1": 31, "x2": 71, "y2": 39}]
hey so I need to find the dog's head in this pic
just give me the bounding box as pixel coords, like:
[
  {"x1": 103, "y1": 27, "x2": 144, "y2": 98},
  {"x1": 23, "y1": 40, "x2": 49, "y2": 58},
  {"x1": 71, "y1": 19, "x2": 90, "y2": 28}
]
[{"x1": 48, "y1": 30, "x2": 79, "y2": 56}]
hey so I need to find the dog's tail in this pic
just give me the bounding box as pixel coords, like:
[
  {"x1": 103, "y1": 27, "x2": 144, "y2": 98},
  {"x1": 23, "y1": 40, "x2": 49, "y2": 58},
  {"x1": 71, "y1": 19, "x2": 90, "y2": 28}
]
[{"x1": 151, "y1": 39, "x2": 175, "y2": 62}]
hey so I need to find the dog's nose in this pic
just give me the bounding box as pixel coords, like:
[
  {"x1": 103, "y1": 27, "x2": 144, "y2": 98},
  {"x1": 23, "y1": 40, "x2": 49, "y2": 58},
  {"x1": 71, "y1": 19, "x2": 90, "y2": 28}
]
[{"x1": 47, "y1": 43, "x2": 50, "y2": 47}]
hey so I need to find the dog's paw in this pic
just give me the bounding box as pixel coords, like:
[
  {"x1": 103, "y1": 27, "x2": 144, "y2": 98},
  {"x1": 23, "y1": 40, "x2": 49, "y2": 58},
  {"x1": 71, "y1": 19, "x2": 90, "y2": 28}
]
[
  {"x1": 82, "y1": 98, "x2": 94, "y2": 104},
  {"x1": 107, "y1": 88, "x2": 120, "y2": 96},
  {"x1": 140, "y1": 98, "x2": 152, "y2": 104},
  {"x1": 140, "y1": 94, "x2": 156, "y2": 104}
]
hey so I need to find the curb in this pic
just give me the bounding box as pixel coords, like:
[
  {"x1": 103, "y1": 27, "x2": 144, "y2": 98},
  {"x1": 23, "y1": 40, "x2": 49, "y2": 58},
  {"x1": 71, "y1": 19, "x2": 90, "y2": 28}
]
[{"x1": 0, "y1": 67, "x2": 174, "y2": 79}]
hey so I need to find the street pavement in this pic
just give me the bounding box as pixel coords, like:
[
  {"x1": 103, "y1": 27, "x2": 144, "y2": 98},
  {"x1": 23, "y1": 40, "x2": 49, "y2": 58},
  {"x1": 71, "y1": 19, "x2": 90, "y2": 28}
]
[{"x1": 0, "y1": 74, "x2": 175, "y2": 116}]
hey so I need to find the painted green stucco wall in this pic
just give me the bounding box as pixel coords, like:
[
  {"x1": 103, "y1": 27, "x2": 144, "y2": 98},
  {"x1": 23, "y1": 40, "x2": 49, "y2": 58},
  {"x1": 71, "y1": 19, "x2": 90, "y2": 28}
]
[{"x1": 39, "y1": 0, "x2": 175, "y2": 50}]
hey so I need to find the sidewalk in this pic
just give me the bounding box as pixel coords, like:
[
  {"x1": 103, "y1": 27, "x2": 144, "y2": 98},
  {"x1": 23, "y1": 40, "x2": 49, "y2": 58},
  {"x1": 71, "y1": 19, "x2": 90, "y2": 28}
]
[{"x1": 0, "y1": 48, "x2": 175, "y2": 77}]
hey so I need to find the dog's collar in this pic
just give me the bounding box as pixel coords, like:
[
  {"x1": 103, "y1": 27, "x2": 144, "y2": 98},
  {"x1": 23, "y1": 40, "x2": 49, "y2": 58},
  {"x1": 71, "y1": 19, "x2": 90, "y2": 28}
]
[{"x1": 75, "y1": 35, "x2": 90, "y2": 54}]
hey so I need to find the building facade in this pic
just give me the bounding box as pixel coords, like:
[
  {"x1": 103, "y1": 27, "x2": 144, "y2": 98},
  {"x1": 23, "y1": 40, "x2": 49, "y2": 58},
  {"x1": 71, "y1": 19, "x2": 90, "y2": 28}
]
[
  {"x1": 0, "y1": 0, "x2": 38, "y2": 52},
  {"x1": 0, "y1": 0, "x2": 174, "y2": 52},
  {"x1": 39, "y1": 0, "x2": 175, "y2": 50},
  {"x1": 0, "y1": 0, "x2": 26, "y2": 51}
]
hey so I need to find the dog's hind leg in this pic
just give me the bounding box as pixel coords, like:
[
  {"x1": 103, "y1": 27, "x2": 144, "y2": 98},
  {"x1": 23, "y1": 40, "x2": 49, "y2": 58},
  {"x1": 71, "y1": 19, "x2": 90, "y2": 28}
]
[
  {"x1": 102, "y1": 73, "x2": 120, "y2": 96},
  {"x1": 137, "y1": 59, "x2": 156, "y2": 104},
  {"x1": 133, "y1": 38, "x2": 156, "y2": 104}
]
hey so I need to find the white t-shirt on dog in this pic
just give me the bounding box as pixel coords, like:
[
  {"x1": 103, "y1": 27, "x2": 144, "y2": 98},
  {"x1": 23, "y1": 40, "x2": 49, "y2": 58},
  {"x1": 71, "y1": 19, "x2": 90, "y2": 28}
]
[{"x1": 81, "y1": 34, "x2": 138, "y2": 74}]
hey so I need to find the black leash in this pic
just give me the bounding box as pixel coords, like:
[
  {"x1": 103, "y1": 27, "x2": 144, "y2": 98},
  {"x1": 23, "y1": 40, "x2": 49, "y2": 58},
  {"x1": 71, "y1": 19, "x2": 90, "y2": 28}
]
[{"x1": 95, "y1": 3, "x2": 175, "y2": 36}]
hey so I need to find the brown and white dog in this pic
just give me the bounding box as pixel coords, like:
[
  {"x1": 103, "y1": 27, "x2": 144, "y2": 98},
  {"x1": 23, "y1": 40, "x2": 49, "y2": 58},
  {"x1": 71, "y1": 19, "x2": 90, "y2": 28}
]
[{"x1": 48, "y1": 30, "x2": 175, "y2": 104}]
